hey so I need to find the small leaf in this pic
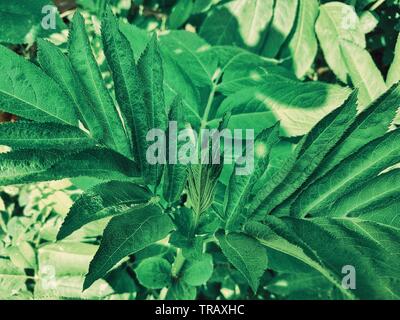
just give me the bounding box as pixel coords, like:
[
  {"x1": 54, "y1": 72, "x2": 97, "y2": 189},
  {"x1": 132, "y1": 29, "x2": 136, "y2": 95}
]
[
  {"x1": 182, "y1": 253, "x2": 213, "y2": 286},
  {"x1": 216, "y1": 231, "x2": 267, "y2": 292},
  {"x1": 387, "y1": 33, "x2": 400, "y2": 87},
  {"x1": 135, "y1": 257, "x2": 172, "y2": 289}
]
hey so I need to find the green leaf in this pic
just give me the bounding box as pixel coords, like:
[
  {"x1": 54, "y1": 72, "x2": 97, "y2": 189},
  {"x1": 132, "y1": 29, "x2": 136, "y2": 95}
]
[
  {"x1": 246, "y1": 216, "x2": 400, "y2": 299},
  {"x1": 102, "y1": 8, "x2": 150, "y2": 173},
  {"x1": 311, "y1": 83, "x2": 400, "y2": 181},
  {"x1": 0, "y1": 121, "x2": 95, "y2": 150},
  {"x1": 215, "y1": 74, "x2": 351, "y2": 137},
  {"x1": 166, "y1": 280, "x2": 196, "y2": 300},
  {"x1": 135, "y1": 257, "x2": 172, "y2": 289},
  {"x1": 340, "y1": 40, "x2": 387, "y2": 107},
  {"x1": 261, "y1": 0, "x2": 299, "y2": 58},
  {"x1": 0, "y1": 148, "x2": 140, "y2": 186},
  {"x1": 330, "y1": 168, "x2": 400, "y2": 217},
  {"x1": 215, "y1": 46, "x2": 295, "y2": 95},
  {"x1": 137, "y1": 34, "x2": 168, "y2": 185},
  {"x1": 168, "y1": 0, "x2": 194, "y2": 29},
  {"x1": 84, "y1": 205, "x2": 174, "y2": 289},
  {"x1": 58, "y1": 181, "x2": 152, "y2": 240},
  {"x1": 293, "y1": 128, "x2": 400, "y2": 217},
  {"x1": 387, "y1": 33, "x2": 400, "y2": 87},
  {"x1": 200, "y1": 0, "x2": 275, "y2": 53},
  {"x1": 315, "y1": 2, "x2": 366, "y2": 83},
  {"x1": 248, "y1": 91, "x2": 358, "y2": 218},
  {"x1": 0, "y1": 45, "x2": 78, "y2": 126},
  {"x1": 37, "y1": 39, "x2": 102, "y2": 138},
  {"x1": 280, "y1": 0, "x2": 319, "y2": 78},
  {"x1": 0, "y1": 258, "x2": 28, "y2": 299},
  {"x1": 35, "y1": 242, "x2": 116, "y2": 299},
  {"x1": 182, "y1": 253, "x2": 213, "y2": 286},
  {"x1": 68, "y1": 12, "x2": 131, "y2": 157},
  {"x1": 225, "y1": 124, "x2": 280, "y2": 230},
  {"x1": 0, "y1": 1, "x2": 65, "y2": 44},
  {"x1": 6, "y1": 241, "x2": 36, "y2": 271},
  {"x1": 216, "y1": 231, "x2": 267, "y2": 292},
  {"x1": 163, "y1": 96, "x2": 189, "y2": 204}
]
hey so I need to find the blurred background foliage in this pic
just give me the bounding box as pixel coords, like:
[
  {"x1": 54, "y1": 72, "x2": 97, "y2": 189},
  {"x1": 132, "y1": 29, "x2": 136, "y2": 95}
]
[{"x1": 0, "y1": 0, "x2": 399, "y2": 300}]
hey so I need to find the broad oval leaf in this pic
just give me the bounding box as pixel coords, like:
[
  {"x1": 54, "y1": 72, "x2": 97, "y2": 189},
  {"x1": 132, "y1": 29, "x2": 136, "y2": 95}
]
[{"x1": 84, "y1": 205, "x2": 174, "y2": 289}]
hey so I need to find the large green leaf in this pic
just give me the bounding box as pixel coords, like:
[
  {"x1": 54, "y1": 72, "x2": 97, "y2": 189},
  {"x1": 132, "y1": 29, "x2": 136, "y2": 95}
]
[
  {"x1": 84, "y1": 205, "x2": 174, "y2": 289},
  {"x1": 200, "y1": 0, "x2": 275, "y2": 53},
  {"x1": 215, "y1": 74, "x2": 351, "y2": 137},
  {"x1": 58, "y1": 181, "x2": 153, "y2": 240},
  {"x1": 102, "y1": 9, "x2": 151, "y2": 179},
  {"x1": 248, "y1": 92, "x2": 358, "y2": 218},
  {"x1": 68, "y1": 12, "x2": 131, "y2": 157},
  {"x1": 37, "y1": 39, "x2": 102, "y2": 138},
  {"x1": 0, "y1": 121, "x2": 95, "y2": 150},
  {"x1": 137, "y1": 35, "x2": 168, "y2": 186},
  {"x1": 216, "y1": 231, "x2": 267, "y2": 292},
  {"x1": 293, "y1": 128, "x2": 400, "y2": 217},
  {"x1": 280, "y1": 0, "x2": 319, "y2": 78},
  {"x1": 329, "y1": 168, "x2": 400, "y2": 217},
  {"x1": 0, "y1": 45, "x2": 78, "y2": 126},
  {"x1": 0, "y1": 258, "x2": 28, "y2": 299},
  {"x1": 246, "y1": 216, "x2": 400, "y2": 299},
  {"x1": 311, "y1": 83, "x2": 400, "y2": 181}
]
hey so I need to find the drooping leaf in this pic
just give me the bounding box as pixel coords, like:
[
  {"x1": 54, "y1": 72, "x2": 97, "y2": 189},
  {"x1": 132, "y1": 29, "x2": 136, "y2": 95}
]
[
  {"x1": 58, "y1": 181, "x2": 152, "y2": 240},
  {"x1": 216, "y1": 230, "x2": 267, "y2": 292},
  {"x1": 84, "y1": 205, "x2": 174, "y2": 289},
  {"x1": 68, "y1": 11, "x2": 131, "y2": 157},
  {"x1": 0, "y1": 45, "x2": 78, "y2": 126},
  {"x1": 280, "y1": 0, "x2": 319, "y2": 78},
  {"x1": 0, "y1": 121, "x2": 95, "y2": 151},
  {"x1": 293, "y1": 128, "x2": 400, "y2": 217}
]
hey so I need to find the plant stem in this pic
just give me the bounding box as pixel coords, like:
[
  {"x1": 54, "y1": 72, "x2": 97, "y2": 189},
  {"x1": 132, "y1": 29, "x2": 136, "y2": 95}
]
[{"x1": 171, "y1": 248, "x2": 185, "y2": 277}]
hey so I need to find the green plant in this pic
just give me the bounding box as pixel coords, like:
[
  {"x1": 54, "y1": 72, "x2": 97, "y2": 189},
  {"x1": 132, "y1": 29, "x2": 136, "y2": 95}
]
[{"x1": 0, "y1": 2, "x2": 400, "y2": 300}]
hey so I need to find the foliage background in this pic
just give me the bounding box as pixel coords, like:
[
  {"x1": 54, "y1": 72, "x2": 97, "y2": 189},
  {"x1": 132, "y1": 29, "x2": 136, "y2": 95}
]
[{"x1": 0, "y1": 0, "x2": 399, "y2": 300}]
